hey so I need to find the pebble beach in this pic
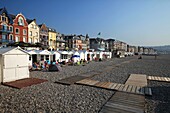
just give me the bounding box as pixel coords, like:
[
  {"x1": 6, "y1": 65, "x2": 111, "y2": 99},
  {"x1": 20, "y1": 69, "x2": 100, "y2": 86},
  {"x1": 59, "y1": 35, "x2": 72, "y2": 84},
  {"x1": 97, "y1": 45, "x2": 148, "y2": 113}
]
[{"x1": 0, "y1": 55, "x2": 170, "y2": 113}]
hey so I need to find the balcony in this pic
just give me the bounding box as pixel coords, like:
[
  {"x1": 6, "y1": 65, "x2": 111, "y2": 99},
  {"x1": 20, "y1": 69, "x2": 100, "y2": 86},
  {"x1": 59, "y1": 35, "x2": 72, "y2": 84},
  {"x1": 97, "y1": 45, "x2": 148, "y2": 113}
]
[
  {"x1": 0, "y1": 39, "x2": 9, "y2": 43},
  {"x1": 0, "y1": 28, "x2": 11, "y2": 33}
]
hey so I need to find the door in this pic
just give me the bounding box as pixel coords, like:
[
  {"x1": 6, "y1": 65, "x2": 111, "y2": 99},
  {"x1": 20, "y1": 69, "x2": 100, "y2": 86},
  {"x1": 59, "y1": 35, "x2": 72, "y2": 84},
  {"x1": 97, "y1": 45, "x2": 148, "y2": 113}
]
[
  {"x1": 32, "y1": 54, "x2": 37, "y2": 63},
  {"x1": 3, "y1": 55, "x2": 29, "y2": 82},
  {"x1": 53, "y1": 54, "x2": 55, "y2": 61}
]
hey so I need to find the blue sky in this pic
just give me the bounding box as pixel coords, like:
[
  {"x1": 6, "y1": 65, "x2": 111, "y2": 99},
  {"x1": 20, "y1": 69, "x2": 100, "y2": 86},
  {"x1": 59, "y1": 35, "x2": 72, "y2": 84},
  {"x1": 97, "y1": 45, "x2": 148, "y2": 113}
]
[{"x1": 0, "y1": 0, "x2": 170, "y2": 46}]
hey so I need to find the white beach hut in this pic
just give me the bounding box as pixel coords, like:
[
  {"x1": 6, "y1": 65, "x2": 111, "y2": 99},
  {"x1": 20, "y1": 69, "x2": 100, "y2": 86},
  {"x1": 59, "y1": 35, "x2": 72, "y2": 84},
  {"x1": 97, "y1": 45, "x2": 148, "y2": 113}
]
[
  {"x1": 0, "y1": 47, "x2": 30, "y2": 83},
  {"x1": 72, "y1": 51, "x2": 80, "y2": 63},
  {"x1": 34, "y1": 50, "x2": 52, "y2": 64},
  {"x1": 50, "y1": 51, "x2": 61, "y2": 62},
  {"x1": 58, "y1": 51, "x2": 69, "y2": 62},
  {"x1": 78, "y1": 50, "x2": 89, "y2": 61},
  {"x1": 26, "y1": 50, "x2": 37, "y2": 67}
]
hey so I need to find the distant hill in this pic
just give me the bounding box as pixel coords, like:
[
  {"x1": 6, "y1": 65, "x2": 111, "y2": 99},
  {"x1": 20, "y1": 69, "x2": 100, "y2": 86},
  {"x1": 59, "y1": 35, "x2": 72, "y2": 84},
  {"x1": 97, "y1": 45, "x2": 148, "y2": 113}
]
[{"x1": 151, "y1": 45, "x2": 170, "y2": 54}]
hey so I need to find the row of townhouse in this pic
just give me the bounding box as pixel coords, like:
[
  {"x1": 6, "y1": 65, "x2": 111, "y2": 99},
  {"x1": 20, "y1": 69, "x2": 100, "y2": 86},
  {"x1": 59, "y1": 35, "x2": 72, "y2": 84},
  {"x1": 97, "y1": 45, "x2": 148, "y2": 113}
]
[
  {"x1": 0, "y1": 7, "x2": 156, "y2": 55},
  {"x1": 89, "y1": 37, "x2": 156, "y2": 57},
  {"x1": 0, "y1": 7, "x2": 66, "y2": 50}
]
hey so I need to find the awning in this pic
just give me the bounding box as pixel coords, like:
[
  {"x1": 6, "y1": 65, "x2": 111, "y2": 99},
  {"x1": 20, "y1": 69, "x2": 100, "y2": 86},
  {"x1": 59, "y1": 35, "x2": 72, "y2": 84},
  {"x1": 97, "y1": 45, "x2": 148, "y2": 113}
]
[
  {"x1": 72, "y1": 55, "x2": 80, "y2": 58},
  {"x1": 97, "y1": 48, "x2": 105, "y2": 51}
]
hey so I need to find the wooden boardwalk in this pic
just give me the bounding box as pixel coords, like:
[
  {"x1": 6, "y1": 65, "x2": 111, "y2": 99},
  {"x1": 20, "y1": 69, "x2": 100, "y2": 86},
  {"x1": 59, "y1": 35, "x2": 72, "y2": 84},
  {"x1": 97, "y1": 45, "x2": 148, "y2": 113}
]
[
  {"x1": 55, "y1": 76, "x2": 87, "y2": 85},
  {"x1": 100, "y1": 74, "x2": 148, "y2": 113},
  {"x1": 100, "y1": 92, "x2": 145, "y2": 113},
  {"x1": 148, "y1": 76, "x2": 170, "y2": 82},
  {"x1": 76, "y1": 74, "x2": 152, "y2": 95}
]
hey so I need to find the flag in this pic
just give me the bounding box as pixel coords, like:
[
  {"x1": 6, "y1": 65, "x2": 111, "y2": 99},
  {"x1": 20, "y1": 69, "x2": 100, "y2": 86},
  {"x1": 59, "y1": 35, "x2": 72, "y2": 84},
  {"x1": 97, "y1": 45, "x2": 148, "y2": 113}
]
[{"x1": 98, "y1": 32, "x2": 101, "y2": 35}]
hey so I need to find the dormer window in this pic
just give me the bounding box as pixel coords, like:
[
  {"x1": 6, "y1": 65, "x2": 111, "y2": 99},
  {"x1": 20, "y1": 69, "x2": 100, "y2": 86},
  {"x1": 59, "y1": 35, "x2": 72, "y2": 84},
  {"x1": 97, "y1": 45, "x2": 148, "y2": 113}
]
[
  {"x1": 2, "y1": 16, "x2": 6, "y2": 22},
  {"x1": 18, "y1": 17, "x2": 24, "y2": 26},
  {"x1": 31, "y1": 24, "x2": 34, "y2": 28}
]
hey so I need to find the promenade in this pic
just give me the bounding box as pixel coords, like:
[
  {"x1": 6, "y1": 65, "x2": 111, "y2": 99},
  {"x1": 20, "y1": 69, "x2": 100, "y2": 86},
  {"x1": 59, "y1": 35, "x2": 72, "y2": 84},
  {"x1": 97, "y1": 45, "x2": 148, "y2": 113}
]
[{"x1": 0, "y1": 55, "x2": 169, "y2": 113}]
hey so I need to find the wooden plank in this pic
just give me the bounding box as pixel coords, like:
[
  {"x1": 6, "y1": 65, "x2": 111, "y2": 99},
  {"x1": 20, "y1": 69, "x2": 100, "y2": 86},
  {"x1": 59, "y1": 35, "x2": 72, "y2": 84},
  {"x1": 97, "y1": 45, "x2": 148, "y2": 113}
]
[
  {"x1": 95, "y1": 82, "x2": 106, "y2": 87},
  {"x1": 76, "y1": 79, "x2": 88, "y2": 84},
  {"x1": 118, "y1": 84, "x2": 125, "y2": 91},
  {"x1": 126, "y1": 74, "x2": 147, "y2": 87},
  {"x1": 101, "y1": 106, "x2": 132, "y2": 113},
  {"x1": 167, "y1": 77, "x2": 170, "y2": 81},
  {"x1": 161, "y1": 77, "x2": 166, "y2": 81},
  {"x1": 86, "y1": 79, "x2": 98, "y2": 85},
  {"x1": 88, "y1": 80, "x2": 99, "y2": 85},
  {"x1": 148, "y1": 76, "x2": 151, "y2": 80},
  {"x1": 101, "y1": 106, "x2": 134, "y2": 113},
  {"x1": 152, "y1": 76, "x2": 156, "y2": 80},
  {"x1": 126, "y1": 85, "x2": 133, "y2": 93},
  {"x1": 107, "y1": 83, "x2": 115, "y2": 89},
  {"x1": 151, "y1": 76, "x2": 154, "y2": 80},
  {"x1": 157, "y1": 77, "x2": 161, "y2": 81},
  {"x1": 155, "y1": 77, "x2": 159, "y2": 80},
  {"x1": 100, "y1": 82, "x2": 109, "y2": 88},
  {"x1": 131, "y1": 85, "x2": 137, "y2": 93},
  {"x1": 164, "y1": 77, "x2": 169, "y2": 82},
  {"x1": 110, "y1": 83, "x2": 118, "y2": 90},
  {"x1": 78, "y1": 79, "x2": 90, "y2": 84},
  {"x1": 122, "y1": 85, "x2": 129, "y2": 92},
  {"x1": 102, "y1": 82, "x2": 114, "y2": 89},
  {"x1": 135, "y1": 86, "x2": 143, "y2": 95},
  {"x1": 55, "y1": 76, "x2": 87, "y2": 85},
  {"x1": 105, "y1": 102, "x2": 144, "y2": 113},
  {"x1": 109, "y1": 99, "x2": 144, "y2": 109},
  {"x1": 109, "y1": 97, "x2": 145, "y2": 106},
  {"x1": 114, "y1": 84, "x2": 122, "y2": 90},
  {"x1": 81, "y1": 79, "x2": 92, "y2": 85}
]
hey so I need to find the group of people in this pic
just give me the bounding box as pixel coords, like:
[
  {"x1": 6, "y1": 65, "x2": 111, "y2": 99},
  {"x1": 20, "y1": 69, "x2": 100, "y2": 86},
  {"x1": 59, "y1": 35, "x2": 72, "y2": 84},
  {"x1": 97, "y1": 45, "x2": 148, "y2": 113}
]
[{"x1": 31, "y1": 60, "x2": 60, "y2": 71}]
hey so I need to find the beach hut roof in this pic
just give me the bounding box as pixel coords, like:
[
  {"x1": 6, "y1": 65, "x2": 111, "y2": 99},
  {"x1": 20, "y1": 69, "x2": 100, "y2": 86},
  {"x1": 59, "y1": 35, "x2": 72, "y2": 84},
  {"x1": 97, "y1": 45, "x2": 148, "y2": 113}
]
[
  {"x1": 73, "y1": 51, "x2": 80, "y2": 55},
  {"x1": 34, "y1": 50, "x2": 51, "y2": 55},
  {"x1": 68, "y1": 51, "x2": 74, "y2": 55},
  {"x1": 0, "y1": 47, "x2": 29, "y2": 55},
  {"x1": 58, "y1": 51, "x2": 68, "y2": 54},
  {"x1": 26, "y1": 50, "x2": 37, "y2": 55},
  {"x1": 50, "y1": 51, "x2": 60, "y2": 54}
]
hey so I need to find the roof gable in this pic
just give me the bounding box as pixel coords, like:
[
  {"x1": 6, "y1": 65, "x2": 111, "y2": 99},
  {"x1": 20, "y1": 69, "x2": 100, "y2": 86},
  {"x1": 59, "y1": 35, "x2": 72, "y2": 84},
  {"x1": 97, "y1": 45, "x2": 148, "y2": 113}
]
[
  {"x1": 0, "y1": 7, "x2": 13, "y2": 24},
  {"x1": 0, "y1": 47, "x2": 29, "y2": 55}
]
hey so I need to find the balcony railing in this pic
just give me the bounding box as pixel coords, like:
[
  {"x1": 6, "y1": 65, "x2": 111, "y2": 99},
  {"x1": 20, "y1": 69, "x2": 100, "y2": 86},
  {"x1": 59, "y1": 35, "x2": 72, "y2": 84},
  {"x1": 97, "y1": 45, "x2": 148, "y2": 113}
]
[
  {"x1": 0, "y1": 39, "x2": 9, "y2": 43},
  {"x1": 0, "y1": 28, "x2": 11, "y2": 33}
]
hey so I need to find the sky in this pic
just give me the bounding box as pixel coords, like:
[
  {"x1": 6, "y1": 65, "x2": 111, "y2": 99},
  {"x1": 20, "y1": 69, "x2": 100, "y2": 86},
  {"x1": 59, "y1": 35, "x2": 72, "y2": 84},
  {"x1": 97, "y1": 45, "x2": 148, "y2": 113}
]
[{"x1": 0, "y1": 0, "x2": 170, "y2": 46}]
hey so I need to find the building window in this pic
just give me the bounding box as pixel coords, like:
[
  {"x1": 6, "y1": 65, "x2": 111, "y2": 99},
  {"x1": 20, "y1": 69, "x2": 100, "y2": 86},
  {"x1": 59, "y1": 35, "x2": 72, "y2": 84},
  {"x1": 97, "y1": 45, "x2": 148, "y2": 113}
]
[
  {"x1": 23, "y1": 29, "x2": 27, "y2": 35},
  {"x1": 15, "y1": 28, "x2": 19, "y2": 34},
  {"x1": 2, "y1": 35, "x2": 6, "y2": 40},
  {"x1": 31, "y1": 24, "x2": 34, "y2": 28},
  {"x1": 15, "y1": 36, "x2": 19, "y2": 42},
  {"x1": 29, "y1": 38, "x2": 33, "y2": 43},
  {"x1": 41, "y1": 55, "x2": 44, "y2": 61},
  {"x1": 29, "y1": 31, "x2": 32, "y2": 36},
  {"x1": 9, "y1": 34, "x2": 13, "y2": 41},
  {"x1": 2, "y1": 25, "x2": 7, "y2": 30},
  {"x1": 29, "y1": 56, "x2": 31, "y2": 61},
  {"x1": 2, "y1": 16, "x2": 6, "y2": 22},
  {"x1": 18, "y1": 17, "x2": 24, "y2": 26},
  {"x1": 61, "y1": 54, "x2": 67, "y2": 59},
  {"x1": 45, "y1": 55, "x2": 49, "y2": 60},
  {"x1": 36, "y1": 32, "x2": 38, "y2": 36},
  {"x1": 9, "y1": 26, "x2": 13, "y2": 32},
  {"x1": 23, "y1": 36, "x2": 26, "y2": 42}
]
